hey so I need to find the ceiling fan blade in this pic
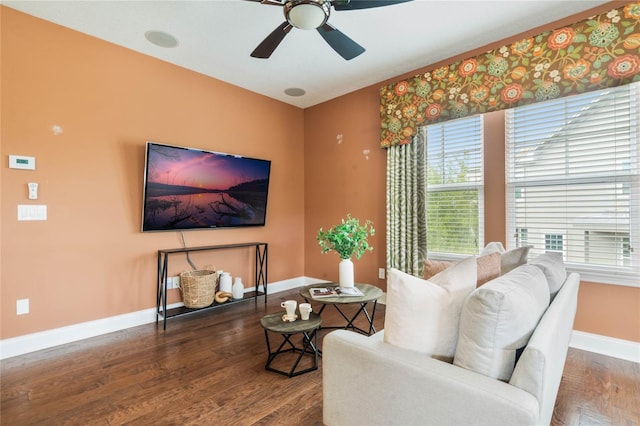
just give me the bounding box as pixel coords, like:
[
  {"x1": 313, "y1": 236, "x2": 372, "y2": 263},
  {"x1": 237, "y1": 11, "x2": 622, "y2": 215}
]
[
  {"x1": 251, "y1": 22, "x2": 293, "y2": 59},
  {"x1": 243, "y1": 0, "x2": 284, "y2": 6},
  {"x1": 317, "y1": 23, "x2": 365, "y2": 60},
  {"x1": 332, "y1": 0, "x2": 412, "y2": 11}
]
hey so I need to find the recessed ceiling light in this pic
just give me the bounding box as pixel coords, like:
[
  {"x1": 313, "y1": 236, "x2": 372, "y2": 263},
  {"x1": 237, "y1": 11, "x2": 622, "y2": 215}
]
[
  {"x1": 284, "y1": 88, "x2": 306, "y2": 97},
  {"x1": 145, "y1": 30, "x2": 179, "y2": 48}
]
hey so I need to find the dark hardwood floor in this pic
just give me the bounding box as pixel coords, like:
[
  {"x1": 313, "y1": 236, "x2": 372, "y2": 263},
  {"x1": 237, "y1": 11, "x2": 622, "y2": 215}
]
[
  {"x1": 553, "y1": 344, "x2": 640, "y2": 425},
  {"x1": 1, "y1": 287, "x2": 638, "y2": 425}
]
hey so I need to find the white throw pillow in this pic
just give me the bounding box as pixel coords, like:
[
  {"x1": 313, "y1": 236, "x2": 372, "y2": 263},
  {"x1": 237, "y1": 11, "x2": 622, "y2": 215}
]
[
  {"x1": 528, "y1": 251, "x2": 567, "y2": 300},
  {"x1": 384, "y1": 256, "x2": 477, "y2": 362},
  {"x1": 453, "y1": 264, "x2": 550, "y2": 381},
  {"x1": 480, "y1": 241, "x2": 506, "y2": 256}
]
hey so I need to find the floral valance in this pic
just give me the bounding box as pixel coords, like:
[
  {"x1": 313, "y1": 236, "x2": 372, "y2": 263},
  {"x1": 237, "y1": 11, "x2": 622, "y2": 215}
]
[{"x1": 380, "y1": 2, "x2": 640, "y2": 147}]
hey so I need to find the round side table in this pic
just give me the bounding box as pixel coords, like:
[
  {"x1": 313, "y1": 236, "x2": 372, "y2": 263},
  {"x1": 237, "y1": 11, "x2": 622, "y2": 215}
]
[
  {"x1": 299, "y1": 283, "x2": 383, "y2": 335},
  {"x1": 260, "y1": 312, "x2": 322, "y2": 377}
]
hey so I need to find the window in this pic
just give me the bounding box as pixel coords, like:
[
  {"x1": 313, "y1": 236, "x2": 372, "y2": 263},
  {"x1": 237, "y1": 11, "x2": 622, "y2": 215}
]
[
  {"x1": 516, "y1": 227, "x2": 528, "y2": 246},
  {"x1": 544, "y1": 234, "x2": 563, "y2": 253},
  {"x1": 425, "y1": 115, "x2": 484, "y2": 258},
  {"x1": 506, "y1": 82, "x2": 639, "y2": 286}
]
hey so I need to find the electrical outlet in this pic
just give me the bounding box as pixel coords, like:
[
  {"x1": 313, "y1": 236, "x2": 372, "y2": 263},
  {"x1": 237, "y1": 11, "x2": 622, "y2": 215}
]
[
  {"x1": 378, "y1": 268, "x2": 386, "y2": 279},
  {"x1": 17, "y1": 298, "x2": 29, "y2": 315},
  {"x1": 166, "y1": 277, "x2": 180, "y2": 289}
]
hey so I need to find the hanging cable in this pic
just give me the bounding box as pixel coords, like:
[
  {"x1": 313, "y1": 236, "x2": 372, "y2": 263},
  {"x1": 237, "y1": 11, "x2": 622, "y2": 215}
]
[{"x1": 180, "y1": 231, "x2": 198, "y2": 270}]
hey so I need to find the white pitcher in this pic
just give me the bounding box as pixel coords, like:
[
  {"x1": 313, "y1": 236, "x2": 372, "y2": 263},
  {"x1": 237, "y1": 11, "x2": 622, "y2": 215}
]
[{"x1": 219, "y1": 272, "x2": 232, "y2": 293}]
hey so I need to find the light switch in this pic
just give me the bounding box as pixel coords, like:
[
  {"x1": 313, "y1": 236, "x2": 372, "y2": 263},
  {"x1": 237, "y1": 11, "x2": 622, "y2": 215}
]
[
  {"x1": 18, "y1": 205, "x2": 47, "y2": 221},
  {"x1": 28, "y1": 183, "x2": 38, "y2": 200}
]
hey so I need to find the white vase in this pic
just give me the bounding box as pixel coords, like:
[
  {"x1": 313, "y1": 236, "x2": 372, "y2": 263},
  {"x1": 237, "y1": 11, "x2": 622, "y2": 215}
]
[
  {"x1": 232, "y1": 277, "x2": 244, "y2": 300},
  {"x1": 339, "y1": 259, "x2": 354, "y2": 287}
]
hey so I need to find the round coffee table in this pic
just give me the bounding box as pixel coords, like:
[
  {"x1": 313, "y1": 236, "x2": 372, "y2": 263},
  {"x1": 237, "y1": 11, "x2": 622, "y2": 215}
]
[
  {"x1": 299, "y1": 283, "x2": 383, "y2": 336},
  {"x1": 260, "y1": 312, "x2": 321, "y2": 377}
]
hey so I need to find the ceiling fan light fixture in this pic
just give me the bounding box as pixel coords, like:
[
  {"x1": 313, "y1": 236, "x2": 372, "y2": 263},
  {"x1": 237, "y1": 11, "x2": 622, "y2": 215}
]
[{"x1": 285, "y1": 0, "x2": 330, "y2": 30}]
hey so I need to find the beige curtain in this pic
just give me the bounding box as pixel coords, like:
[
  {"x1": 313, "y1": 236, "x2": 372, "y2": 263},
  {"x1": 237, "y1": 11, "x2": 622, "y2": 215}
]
[{"x1": 386, "y1": 129, "x2": 427, "y2": 276}]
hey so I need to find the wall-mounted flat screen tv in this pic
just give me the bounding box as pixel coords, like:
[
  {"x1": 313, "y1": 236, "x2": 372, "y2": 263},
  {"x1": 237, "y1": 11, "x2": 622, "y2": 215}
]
[{"x1": 142, "y1": 142, "x2": 271, "y2": 232}]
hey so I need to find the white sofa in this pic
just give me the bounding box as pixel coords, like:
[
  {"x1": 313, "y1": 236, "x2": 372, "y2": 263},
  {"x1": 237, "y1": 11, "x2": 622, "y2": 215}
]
[{"x1": 323, "y1": 259, "x2": 579, "y2": 425}]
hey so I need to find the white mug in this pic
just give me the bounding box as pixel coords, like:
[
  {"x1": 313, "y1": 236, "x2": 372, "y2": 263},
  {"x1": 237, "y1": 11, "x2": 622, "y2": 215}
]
[
  {"x1": 299, "y1": 303, "x2": 312, "y2": 320},
  {"x1": 281, "y1": 300, "x2": 297, "y2": 318}
]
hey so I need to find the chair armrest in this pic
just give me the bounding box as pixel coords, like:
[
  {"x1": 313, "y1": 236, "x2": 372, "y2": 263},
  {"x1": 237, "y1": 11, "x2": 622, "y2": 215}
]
[
  {"x1": 323, "y1": 330, "x2": 539, "y2": 426},
  {"x1": 510, "y1": 272, "x2": 580, "y2": 425}
]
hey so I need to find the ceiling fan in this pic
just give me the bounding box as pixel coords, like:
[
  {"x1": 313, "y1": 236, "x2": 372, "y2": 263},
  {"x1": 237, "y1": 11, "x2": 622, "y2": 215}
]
[{"x1": 246, "y1": 0, "x2": 412, "y2": 60}]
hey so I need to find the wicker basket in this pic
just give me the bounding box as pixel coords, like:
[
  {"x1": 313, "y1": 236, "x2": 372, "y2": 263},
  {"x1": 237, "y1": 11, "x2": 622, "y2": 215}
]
[{"x1": 179, "y1": 269, "x2": 216, "y2": 308}]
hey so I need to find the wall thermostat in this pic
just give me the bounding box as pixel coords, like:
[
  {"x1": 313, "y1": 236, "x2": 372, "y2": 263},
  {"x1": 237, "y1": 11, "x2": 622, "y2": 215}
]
[{"x1": 9, "y1": 155, "x2": 36, "y2": 170}]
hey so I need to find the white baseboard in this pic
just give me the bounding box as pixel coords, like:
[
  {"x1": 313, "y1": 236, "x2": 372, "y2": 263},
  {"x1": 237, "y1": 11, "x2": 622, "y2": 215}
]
[
  {"x1": 0, "y1": 276, "x2": 324, "y2": 360},
  {"x1": 570, "y1": 330, "x2": 640, "y2": 363},
  {"x1": 264, "y1": 276, "x2": 326, "y2": 293}
]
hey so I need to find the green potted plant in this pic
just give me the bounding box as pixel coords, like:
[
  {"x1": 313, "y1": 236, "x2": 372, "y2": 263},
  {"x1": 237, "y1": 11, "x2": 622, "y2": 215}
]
[{"x1": 317, "y1": 214, "x2": 375, "y2": 287}]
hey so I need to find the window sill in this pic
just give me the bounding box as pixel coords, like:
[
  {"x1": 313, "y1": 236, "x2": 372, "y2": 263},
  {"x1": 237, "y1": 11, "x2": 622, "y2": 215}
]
[{"x1": 567, "y1": 268, "x2": 639, "y2": 288}]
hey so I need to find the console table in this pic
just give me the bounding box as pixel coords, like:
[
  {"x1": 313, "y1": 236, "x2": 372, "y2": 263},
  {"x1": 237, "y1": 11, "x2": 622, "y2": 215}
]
[{"x1": 156, "y1": 242, "x2": 267, "y2": 329}]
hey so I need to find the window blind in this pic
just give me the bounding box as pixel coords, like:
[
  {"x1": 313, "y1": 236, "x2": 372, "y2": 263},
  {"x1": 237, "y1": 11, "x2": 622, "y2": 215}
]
[
  {"x1": 426, "y1": 115, "x2": 484, "y2": 258},
  {"x1": 506, "y1": 82, "x2": 639, "y2": 286}
]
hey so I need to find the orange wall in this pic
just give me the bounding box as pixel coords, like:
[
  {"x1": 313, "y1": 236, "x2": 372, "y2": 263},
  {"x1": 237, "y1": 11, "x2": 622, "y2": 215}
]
[
  {"x1": 1, "y1": 7, "x2": 305, "y2": 339},
  {"x1": 0, "y1": 6, "x2": 4, "y2": 338},
  {"x1": 304, "y1": 87, "x2": 388, "y2": 286},
  {"x1": 304, "y1": 2, "x2": 639, "y2": 343}
]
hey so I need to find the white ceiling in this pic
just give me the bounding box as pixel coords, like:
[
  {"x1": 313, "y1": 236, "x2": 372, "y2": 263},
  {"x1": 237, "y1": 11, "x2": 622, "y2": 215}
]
[{"x1": 4, "y1": 0, "x2": 611, "y2": 108}]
